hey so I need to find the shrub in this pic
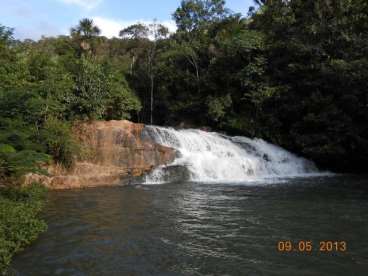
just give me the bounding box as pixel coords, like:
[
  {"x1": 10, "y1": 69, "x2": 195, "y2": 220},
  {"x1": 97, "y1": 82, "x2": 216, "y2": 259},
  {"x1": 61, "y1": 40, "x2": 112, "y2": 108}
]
[
  {"x1": 40, "y1": 118, "x2": 79, "y2": 169},
  {"x1": 0, "y1": 183, "x2": 47, "y2": 274}
]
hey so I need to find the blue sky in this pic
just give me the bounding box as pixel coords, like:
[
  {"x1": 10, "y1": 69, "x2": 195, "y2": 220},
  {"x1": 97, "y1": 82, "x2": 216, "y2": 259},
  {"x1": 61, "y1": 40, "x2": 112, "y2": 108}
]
[{"x1": 1, "y1": 0, "x2": 254, "y2": 40}]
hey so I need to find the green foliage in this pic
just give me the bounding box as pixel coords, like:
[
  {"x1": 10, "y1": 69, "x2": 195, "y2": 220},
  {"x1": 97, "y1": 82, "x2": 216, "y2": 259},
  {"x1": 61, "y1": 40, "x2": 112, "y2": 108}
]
[
  {"x1": 0, "y1": 150, "x2": 50, "y2": 181},
  {"x1": 70, "y1": 18, "x2": 100, "y2": 39},
  {"x1": 70, "y1": 55, "x2": 141, "y2": 120},
  {"x1": 70, "y1": 18, "x2": 101, "y2": 56},
  {"x1": 0, "y1": 90, "x2": 45, "y2": 125},
  {"x1": 122, "y1": 0, "x2": 368, "y2": 172},
  {"x1": 174, "y1": 0, "x2": 230, "y2": 32},
  {"x1": 0, "y1": 25, "x2": 13, "y2": 45},
  {"x1": 0, "y1": 22, "x2": 141, "y2": 178},
  {"x1": 145, "y1": 13, "x2": 271, "y2": 131},
  {"x1": 0, "y1": 183, "x2": 47, "y2": 274},
  {"x1": 71, "y1": 56, "x2": 109, "y2": 119},
  {"x1": 207, "y1": 94, "x2": 232, "y2": 121},
  {"x1": 0, "y1": 119, "x2": 50, "y2": 182},
  {"x1": 39, "y1": 118, "x2": 78, "y2": 169},
  {"x1": 137, "y1": 0, "x2": 368, "y2": 172},
  {"x1": 249, "y1": 0, "x2": 368, "y2": 171},
  {"x1": 119, "y1": 24, "x2": 149, "y2": 39},
  {"x1": 0, "y1": 145, "x2": 15, "y2": 155},
  {"x1": 25, "y1": 50, "x2": 74, "y2": 119},
  {"x1": 104, "y1": 73, "x2": 142, "y2": 120}
]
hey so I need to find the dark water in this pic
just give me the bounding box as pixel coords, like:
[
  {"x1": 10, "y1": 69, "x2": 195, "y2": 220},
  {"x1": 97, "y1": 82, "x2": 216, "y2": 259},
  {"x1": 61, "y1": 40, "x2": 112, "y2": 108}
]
[{"x1": 11, "y1": 176, "x2": 368, "y2": 276}]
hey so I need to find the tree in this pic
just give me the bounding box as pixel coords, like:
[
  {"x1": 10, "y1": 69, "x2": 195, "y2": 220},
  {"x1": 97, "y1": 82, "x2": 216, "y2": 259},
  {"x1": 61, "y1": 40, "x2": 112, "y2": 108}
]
[
  {"x1": 71, "y1": 55, "x2": 108, "y2": 119},
  {"x1": 119, "y1": 24, "x2": 149, "y2": 40},
  {"x1": 166, "y1": 40, "x2": 201, "y2": 95},
  {"x1": 120, "y1": 22, "x2": 169, "y2": 124},
  {"x1": 250, "y1": 0, "x2": 368, "y2": 171},
  {"x1": 119, "y1": 24, "x2": 150, "y2": 74},
  {"x1": 0, "y1": 25, "x2": 13, "y2": 45},
  {"x1": 173, "y1": 0, "x2": 229, "y2": 32},
  {"x1": 147, "y1": 21, "x2": 169, "y2": 124},
  {"x1": 0, "y1": 26, "x2": 26, "y2": 92},
  {"x1": 70, "y1": 18, "x2": 101, "y2": 39},
  {"x1": 70, "y1": 18, "x2": 101, "y2": 54}
]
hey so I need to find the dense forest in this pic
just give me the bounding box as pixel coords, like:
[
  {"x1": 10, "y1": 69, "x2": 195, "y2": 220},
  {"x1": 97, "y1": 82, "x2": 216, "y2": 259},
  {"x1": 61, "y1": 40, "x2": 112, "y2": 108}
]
[{"x1": 0, "y1": 0, "x2": 368, "y2": 187}]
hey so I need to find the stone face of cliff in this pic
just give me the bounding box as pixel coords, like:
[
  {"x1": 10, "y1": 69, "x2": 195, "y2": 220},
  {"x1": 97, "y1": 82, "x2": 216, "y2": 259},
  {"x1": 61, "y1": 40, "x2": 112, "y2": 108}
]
[{"x1": 26, "y1": 120, "x2": 175, "y2": 189}]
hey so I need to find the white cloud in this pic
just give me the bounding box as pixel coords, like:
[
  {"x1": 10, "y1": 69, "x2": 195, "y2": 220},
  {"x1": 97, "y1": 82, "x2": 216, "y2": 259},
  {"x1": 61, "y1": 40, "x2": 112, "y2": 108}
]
[
  {"x1": 59, "y1": 0, "x2": 103, "y2": 10},
  {"x1": 92, "y1": 16, "x2": 177, "y2": 39},
  {"x1": 14, "y1": 22, "x2": 62, "y2": 40}
]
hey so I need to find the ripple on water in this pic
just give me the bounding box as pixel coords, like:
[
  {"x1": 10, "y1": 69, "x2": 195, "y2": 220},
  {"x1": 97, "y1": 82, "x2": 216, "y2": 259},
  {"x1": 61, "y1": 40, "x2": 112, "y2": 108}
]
[{"x1": 11, "y1": 176, "x2": 368, "y2": 276}]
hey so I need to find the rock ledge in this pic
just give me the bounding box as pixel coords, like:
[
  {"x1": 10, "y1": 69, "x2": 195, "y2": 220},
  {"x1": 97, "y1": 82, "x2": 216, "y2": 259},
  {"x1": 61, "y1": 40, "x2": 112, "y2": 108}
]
[{"x1": 25, "y1": 120, "x2": 175, "y2": 189}]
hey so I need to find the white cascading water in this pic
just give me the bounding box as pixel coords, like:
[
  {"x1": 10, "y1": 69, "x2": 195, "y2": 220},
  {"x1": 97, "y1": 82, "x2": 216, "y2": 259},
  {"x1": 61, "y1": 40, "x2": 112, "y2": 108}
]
[{"x1": 143, "y1": 126, "x2": 322, "y2": 184}]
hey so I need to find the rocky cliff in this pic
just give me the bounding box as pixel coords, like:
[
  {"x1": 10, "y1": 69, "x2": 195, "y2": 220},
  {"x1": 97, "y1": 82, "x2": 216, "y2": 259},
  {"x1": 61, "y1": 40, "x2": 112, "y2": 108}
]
[{"x1": 26, "y1": 120, "x2": 176, "y2": 189}]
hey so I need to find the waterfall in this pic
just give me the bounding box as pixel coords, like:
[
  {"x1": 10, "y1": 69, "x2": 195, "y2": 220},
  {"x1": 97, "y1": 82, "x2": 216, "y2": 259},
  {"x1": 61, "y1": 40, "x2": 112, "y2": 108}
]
[{"x1": 143, "y1": 126, "x2": 323, "y2": 184}]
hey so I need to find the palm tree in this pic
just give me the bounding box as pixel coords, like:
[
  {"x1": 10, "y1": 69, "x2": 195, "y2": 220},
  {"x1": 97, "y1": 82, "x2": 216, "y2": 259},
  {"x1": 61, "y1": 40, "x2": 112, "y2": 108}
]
[
  {"x1": 253, "y1": 0, "x2": 266, "y2": 6},
  {"x1": 70, "y1": 18, "x2": 100, "y2": 39},
  {"x1": 71, "y1": 18, "x2": 101, "y2": 54}
]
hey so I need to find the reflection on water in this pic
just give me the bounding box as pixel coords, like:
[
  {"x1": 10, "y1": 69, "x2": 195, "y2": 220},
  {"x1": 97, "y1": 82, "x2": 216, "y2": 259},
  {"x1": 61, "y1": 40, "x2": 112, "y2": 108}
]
[{"x1": 11, "y1": 176, "x2": 368, "y2": 275}]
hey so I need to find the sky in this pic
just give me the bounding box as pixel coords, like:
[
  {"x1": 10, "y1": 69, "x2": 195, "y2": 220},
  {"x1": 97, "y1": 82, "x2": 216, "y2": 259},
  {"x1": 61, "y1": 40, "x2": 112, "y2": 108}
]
[{"x1": 1, "y1": 0, "x2": 254, "y2": 40}]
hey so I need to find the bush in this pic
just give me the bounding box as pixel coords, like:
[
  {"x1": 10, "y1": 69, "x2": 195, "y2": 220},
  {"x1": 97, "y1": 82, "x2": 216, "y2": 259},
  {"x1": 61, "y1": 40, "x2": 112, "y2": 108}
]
[
  {"x1": 0, "y1": 144, "x2": 50, "y2": 183},
  {"x1": 0, "y1": 183, "x2": 47, "y2": 274},
  {"x1": 40, "y1": 118, "x2": 79, "y2": 169}
]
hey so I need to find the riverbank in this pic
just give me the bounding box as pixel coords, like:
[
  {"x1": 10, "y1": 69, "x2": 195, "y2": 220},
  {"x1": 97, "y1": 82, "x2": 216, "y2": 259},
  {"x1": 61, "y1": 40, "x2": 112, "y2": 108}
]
[
  {"x1": 24, "y1": 120, "x2": 176, "y2": 190},
  {"x1": 0, "y1": 183, "x2": 47, "y2": 274}
]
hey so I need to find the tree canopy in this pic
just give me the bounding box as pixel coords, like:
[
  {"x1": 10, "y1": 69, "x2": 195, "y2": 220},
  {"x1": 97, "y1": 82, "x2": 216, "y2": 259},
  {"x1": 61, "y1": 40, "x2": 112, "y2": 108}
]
[{"x1": 0, "y1": 0, "x2": 367, "y2": 178}]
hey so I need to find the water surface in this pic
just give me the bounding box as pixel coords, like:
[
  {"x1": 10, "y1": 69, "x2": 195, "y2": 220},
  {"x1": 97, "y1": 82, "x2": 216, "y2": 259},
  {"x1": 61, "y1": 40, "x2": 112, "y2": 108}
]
[{"x1": 12, "y1": 176, "x2": 368, "y2": 275}]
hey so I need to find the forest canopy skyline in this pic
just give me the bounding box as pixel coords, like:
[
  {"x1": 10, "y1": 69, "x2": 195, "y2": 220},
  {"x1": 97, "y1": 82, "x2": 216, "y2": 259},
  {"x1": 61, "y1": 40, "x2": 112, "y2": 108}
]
[{"x1": 1, "y1": 0, "x2": 253, "y2": 40}]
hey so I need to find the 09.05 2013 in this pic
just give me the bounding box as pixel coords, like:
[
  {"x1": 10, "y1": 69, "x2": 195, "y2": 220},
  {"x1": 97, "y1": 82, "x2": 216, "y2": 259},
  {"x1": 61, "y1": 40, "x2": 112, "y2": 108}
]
[{"x1": 277, "y1": 241, "x2": 347, "y2": 253}]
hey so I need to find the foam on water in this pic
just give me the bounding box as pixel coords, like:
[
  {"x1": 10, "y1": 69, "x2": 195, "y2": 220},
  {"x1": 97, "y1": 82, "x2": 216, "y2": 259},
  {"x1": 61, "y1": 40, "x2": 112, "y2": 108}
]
[{"x1": 143, "y1": 126, "x2": 327, "y2": 184}]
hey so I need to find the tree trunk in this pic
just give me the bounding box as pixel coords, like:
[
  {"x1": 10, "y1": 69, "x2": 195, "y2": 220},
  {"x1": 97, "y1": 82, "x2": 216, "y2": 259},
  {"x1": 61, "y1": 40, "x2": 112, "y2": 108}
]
[
  {"x1": 150, "y1": 74, "x2": 154, "y2": 125},
  {"x1": 130, "y1": 55, "x2": 135, "y2": 74},
  {"x1": 187, "y1": 54, "x2": 200, "y2": 94}
]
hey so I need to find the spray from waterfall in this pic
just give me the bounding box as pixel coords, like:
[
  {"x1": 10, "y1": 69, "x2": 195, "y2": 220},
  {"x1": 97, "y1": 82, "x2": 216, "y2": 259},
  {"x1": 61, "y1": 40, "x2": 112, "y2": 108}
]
[{"x1": 143, "y1": 126, "x2": 325, "y2": 184}]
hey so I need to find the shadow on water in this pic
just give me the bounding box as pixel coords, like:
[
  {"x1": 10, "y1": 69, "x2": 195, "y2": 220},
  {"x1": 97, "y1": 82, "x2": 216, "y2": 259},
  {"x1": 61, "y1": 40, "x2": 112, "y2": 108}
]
[{"x1": 10, "y1": 175, "x2": 368, "y2": 276}]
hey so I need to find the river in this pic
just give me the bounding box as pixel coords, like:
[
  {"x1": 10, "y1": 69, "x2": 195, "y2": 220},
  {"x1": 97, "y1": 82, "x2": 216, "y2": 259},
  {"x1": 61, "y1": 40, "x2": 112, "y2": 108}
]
[{"x1": 11, "y1": 175, "x2": 368, "y2": 275}]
